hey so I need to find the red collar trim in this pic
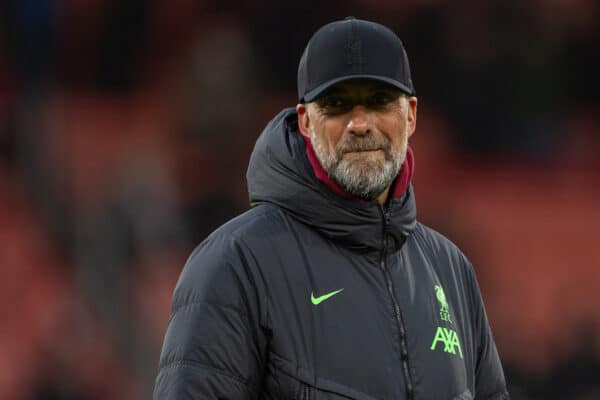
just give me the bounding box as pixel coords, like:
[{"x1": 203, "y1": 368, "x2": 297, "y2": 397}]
[{"x1": 301, "y1": 133, "x2": 414, "y2": 202}]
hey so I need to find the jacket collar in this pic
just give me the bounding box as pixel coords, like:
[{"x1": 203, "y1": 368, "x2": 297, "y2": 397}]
[{"x1": 247, "y1": 108, "x2": 417, "y2": 252}]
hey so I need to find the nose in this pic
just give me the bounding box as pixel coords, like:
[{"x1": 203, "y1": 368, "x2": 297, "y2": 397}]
[{"x1": 347, "y1": 105, "x2": 371, "y2": 136}]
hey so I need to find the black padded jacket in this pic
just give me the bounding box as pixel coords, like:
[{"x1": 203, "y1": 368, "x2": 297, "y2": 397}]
[{"x1": 153, "y1": 108, "x2": 509, "y2": 400}]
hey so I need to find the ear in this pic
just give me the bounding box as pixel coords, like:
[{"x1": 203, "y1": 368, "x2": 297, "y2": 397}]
[
  {"x1": 406, "y1": 96, "x2": 418, "y2": 138},
  {"x1": 296, "y1": 103, "x2": 311, "y2": 139}
]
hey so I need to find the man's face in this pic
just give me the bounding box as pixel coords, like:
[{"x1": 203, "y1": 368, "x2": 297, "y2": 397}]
[{"x1": 297, "y1": 80, "x2": 417, "y2": 201}]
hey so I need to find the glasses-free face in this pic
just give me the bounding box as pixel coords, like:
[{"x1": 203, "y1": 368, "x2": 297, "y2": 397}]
[
  {"x1": 314, "y1": 82, "x2": 406, "y2": 115},
  {"x1": 297, "y1": 79, "x2": 417, "y2": 203}
]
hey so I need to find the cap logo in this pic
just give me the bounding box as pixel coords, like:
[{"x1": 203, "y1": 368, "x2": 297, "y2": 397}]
[{"x1": 346, "y1": 22, "x2": 364, "y2": 72}]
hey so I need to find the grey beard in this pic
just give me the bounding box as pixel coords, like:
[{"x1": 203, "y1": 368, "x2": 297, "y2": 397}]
[{"x1": 310, "y1": 124, "x2": 405, "y2": 201}]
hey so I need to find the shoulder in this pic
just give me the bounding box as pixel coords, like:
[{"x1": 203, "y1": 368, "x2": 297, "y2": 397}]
[
  {"x1": 172, "y1": 204, "x2": 286, "y2": 307},
  {"x1": 208, "y1": 203, "x2": 287, "y2": 243},
  {"x1": 182, "y1": 202, "x2": 286, "y2": 268},
  {"x1": 186, "y1": 203, "x2": 286, "y2": 262},
  {"x1": 412, "y1": 222, "x2": 469, "y2": 263},
  {"x1": 176, "y1": 204, "x2": 286, "y2": 297},
  {"x1": 409, "y1": 222, "x2": 478, "y2": 284}
]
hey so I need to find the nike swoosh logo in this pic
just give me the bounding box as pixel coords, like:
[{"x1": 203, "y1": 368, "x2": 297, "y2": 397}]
[{"x1": 311, "y1": 288, "x2": 344, "y2": 305}]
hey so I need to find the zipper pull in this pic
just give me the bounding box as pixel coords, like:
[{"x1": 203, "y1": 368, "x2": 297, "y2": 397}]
[{"x1": 302, "y1": 383, "x2": 310, "y2": 400}]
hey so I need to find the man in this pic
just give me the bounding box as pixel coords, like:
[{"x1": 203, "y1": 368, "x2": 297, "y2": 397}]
[{"x1": 154, "y1": 17, "x2": 509, "y2": 400}]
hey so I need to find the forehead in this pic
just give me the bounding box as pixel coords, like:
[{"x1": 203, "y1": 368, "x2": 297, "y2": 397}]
[{"x1": 320, "y1": 79, "x2": 401, "y2": 96}]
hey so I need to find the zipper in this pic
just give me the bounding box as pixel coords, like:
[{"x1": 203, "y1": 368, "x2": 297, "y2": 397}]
[
  {"x1": 300, "y1": 383, "x2": 310, "y2": 400},
  {"x1": 379, "y1": 206, "x2": 414, "y2": 400}
]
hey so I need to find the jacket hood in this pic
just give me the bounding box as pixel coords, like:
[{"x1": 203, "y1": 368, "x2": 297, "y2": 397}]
[{"x1": 247, "y1": 108, "x2": 417, "y2": 252}]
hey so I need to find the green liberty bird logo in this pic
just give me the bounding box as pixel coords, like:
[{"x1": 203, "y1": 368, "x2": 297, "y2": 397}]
[{"x1": 434, "y1": 285, "x2": 452, "y2": 323}]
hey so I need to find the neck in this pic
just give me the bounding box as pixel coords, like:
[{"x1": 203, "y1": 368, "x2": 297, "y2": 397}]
[{"x1": 376, "y1": 187, "x2": 390, "y2": 205}]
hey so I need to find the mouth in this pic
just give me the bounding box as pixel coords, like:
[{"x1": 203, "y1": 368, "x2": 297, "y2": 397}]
[{"x1": 344, "y1": 148, "x2": 383, "y2": 155}]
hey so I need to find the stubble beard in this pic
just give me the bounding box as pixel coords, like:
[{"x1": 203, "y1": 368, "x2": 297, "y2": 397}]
[{"x1": 309, "y1": 123, "x2": 407, "y2": 201}]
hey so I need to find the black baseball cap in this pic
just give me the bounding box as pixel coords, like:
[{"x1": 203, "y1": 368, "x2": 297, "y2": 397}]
[{"x1": 297, "y1": 17, "x2": 415, "y2": 102}]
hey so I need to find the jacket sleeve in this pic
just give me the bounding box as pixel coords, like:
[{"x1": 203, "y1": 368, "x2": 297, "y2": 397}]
[
  {"x1": 466, "y1": 260, "x2": 510, "y2": 400},
  {"x1": 153, "y1": 233, "x2": 268, "y2": 399}
]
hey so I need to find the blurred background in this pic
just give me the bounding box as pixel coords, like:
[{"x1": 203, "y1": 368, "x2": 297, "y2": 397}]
[{"x1": 1, "y1": 0, "x2": 599, "y2": 399}]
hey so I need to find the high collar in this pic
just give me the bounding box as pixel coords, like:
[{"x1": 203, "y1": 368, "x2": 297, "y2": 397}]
[{"x1": 247, "y1": 108, "x2": 417, "y2": 253}]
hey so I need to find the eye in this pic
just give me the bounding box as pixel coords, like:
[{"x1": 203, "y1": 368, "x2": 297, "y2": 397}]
[
  {"x1": 321, "y1": 96, "x2": 348, "y2": 108},
  {"x1": 368, "y1": 92, "x2": 395, "y2": 107},
  {"x1": 317, "y1": 96, "x2": 353, "y2": 114}
]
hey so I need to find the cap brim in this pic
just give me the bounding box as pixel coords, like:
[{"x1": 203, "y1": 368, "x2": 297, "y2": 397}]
[{"x1": 301, "y1": 75, "x2": 415, "y2": 102}]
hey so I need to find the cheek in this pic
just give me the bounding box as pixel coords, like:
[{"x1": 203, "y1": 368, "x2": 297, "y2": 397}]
[
  {"x1": 381, "y1": 116, "x2": 408, "y2": 148},
  {"x1": 317, "y1": 119, "x2": 345, "y2": 153}
]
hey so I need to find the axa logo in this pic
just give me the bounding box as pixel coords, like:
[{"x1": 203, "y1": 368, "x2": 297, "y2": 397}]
[
  {"x1": 430, "y1": 285, "x2": 463, "y2": 358},
  {"x1": 430, "y1": 326, "x2": 463, "y2": 358}
]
